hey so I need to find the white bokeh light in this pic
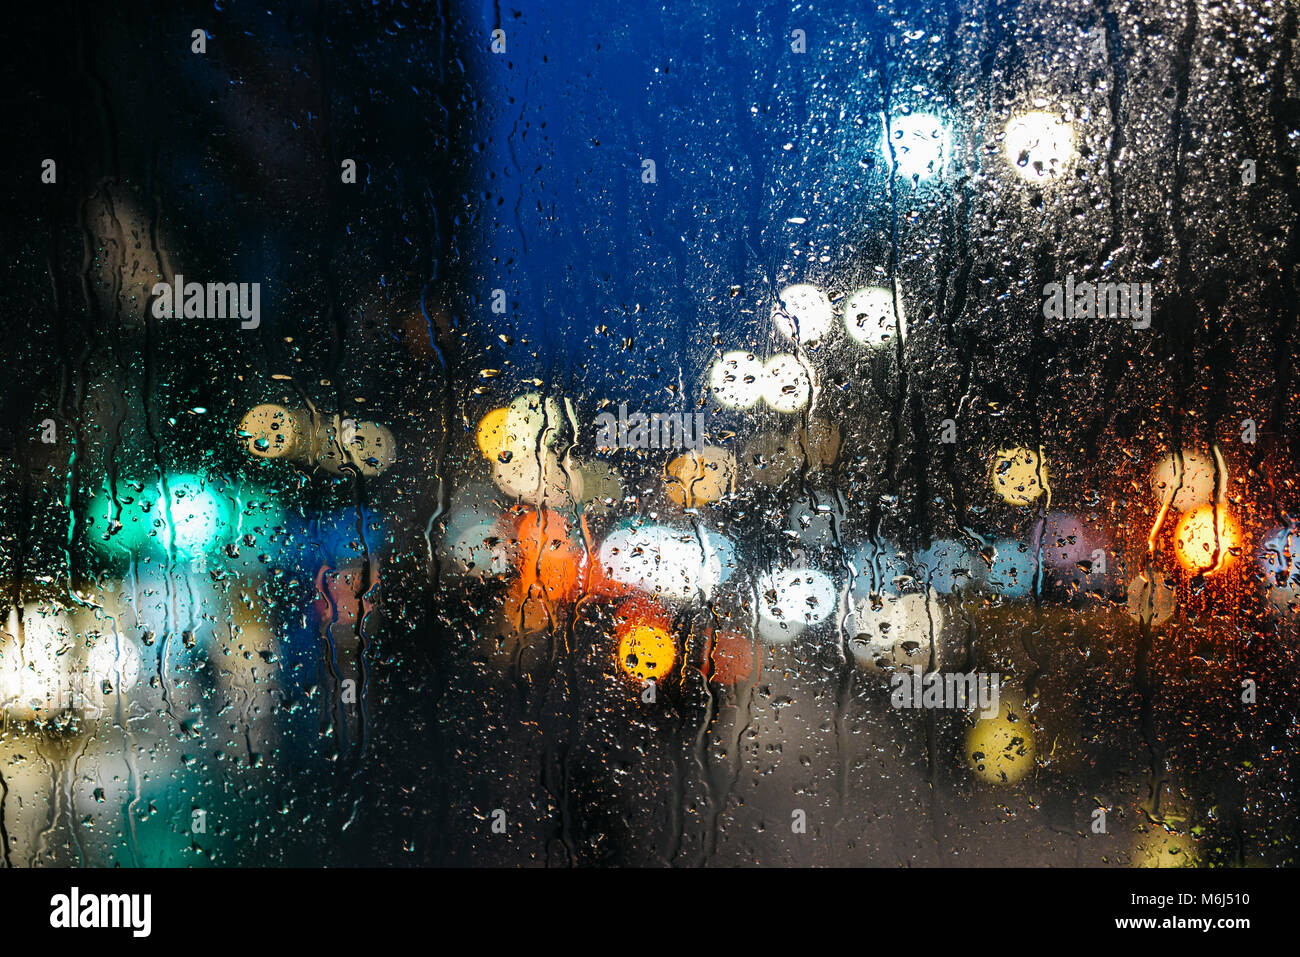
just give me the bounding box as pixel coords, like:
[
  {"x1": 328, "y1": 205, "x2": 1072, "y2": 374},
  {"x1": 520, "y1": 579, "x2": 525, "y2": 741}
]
[
  {"x1": 0, "y1": 607, "x2": 73, "y2": 721},
  {"x1": 1003, "y1": 111, "x2": 1076, "y2": 183},
  {"x1": 699, "y1": 527, "x2": 738, "y2": 584},
  {"x1": 598, "y1": 523, "x2": 731, "y2": 603},
  {"x1": 842, "y1": 285, "x2": 905, "y2": 348},
  {"x1": 443, "y1": 518, "x2": 509, "y2": 578},
  {"x1": 708, "y1": 350, "x2": 766, "y2": 410},
  {"x1": 86, "y1": 635, "x2": 141, "y2": 694},
  {"x1": 847, "y1": 591, "x2": 943, "y2": 672},
  {"x1": 505, "y1": 392, "x2": 565, "y2": 451},
  {"x1": 761, "y1": 354, "x2": 813, "y2": 413},
  {"x1": 881, "y1": 113, "x2": 948, "y2": 179},
  {"x1": 756, "y1": 567, "x2": 837, "y2": 642},
  {"x1": 772, "y1": 284, "x2": 834, "y2": 343},
  {"x1": 491, "y1": 449, "x2": 572, "y2": 506}
]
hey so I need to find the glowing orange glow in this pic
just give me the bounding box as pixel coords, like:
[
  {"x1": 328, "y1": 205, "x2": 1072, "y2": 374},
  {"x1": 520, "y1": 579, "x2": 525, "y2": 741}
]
[
  {"x1": 1174, "y1": 506, "x2": 1242, "y2": 575},
  {"x1": 618, "y1": 623, "x2": 677, "y2": 682},
  {"x1": 502, "y1": 577, "x2": 558, "y2": 634},
  {"x1": 510, "y1": 509, "x2": 581, "y2": 602},
  {"x1": 475, "y1": 407, "x2": 511, "y2": 461},
  {"x1": 706, "y1": 631, "x2": 760, "y2": 686},
  {"x1": 613, "y1": 597, "x2": 671, "y2": 635},
  {"x1": 576, "y1": 512, "x2": 624, "y2": 601}
]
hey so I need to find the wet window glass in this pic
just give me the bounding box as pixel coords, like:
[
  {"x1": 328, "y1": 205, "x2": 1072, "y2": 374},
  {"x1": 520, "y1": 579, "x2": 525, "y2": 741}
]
[{"x1": 3, "y1": 0, "x2": 1299, "y2": 873}]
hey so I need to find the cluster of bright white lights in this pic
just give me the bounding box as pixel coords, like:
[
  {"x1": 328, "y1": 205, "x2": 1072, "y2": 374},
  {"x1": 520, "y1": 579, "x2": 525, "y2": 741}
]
[
  {"x1": 708, "y1": 350, "x2": 814, "y2": 414},
  {"x1": 769, "y1": 282, "x2": 906, "y2": 350},
  {"x1": 598, "y1": 523, "x2": 732, "y2": 603},
  {"x1": 874, "y1": 107, "x2": 1076, "y2": 185}
]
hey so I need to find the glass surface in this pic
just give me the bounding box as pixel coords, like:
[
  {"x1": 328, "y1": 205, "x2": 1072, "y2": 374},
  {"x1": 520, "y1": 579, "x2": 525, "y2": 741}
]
[{"x1": 2, "y1": 0, "x2": 1298, "y2": 868}]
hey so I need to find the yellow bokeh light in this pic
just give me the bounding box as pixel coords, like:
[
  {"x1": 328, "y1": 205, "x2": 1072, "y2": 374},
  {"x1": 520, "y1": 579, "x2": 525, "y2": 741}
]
[
  {"x1": 475, "y1": 407, "x2": 510, "y2": 460},
  {"x1": 617, "y1": 623, "x2": 677, "y2": 683},
  {"x1": 1131, "y1": 827, "x2": 1199, "y2": 868},
  {"x1": 239, "y1": 404, "x2": 305, "y2": 460},
  {"x1": 966, "y1": 699, "x2": 1036, "y2": 785},
  {"x1": 664, "y1": 446, "x2": 734, "y2": 508},
  {"x1": 990, "y1": 447, "x2": 1048, "y2": 506},
  {"x1": 1174, "y1": 505, "x2": 1241, "y2": 575}
]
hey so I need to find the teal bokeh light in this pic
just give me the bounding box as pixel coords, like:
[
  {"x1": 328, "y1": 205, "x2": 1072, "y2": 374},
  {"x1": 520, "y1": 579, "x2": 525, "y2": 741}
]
[{"x1": 86, "y1": 473, "x2": 277, "y2": 561}]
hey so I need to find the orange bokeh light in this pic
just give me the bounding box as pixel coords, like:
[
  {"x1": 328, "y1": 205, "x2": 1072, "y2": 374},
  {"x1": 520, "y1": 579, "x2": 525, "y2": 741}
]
[
  {"x1": 613, "y1": 597, "x2": 671, "y2": 636},
  {"x1": 1173, "y1": 505, "x2": 1242, "y2": 575},
  {"x1": 509, "y1": 508, "x2": 581, "y2": 602},
  {"x1": 502, "y1": 576, "x2": 558, "y2": 634},
  {"x1": 705, "y1": 630, "x2": 760, "y2": 686}
]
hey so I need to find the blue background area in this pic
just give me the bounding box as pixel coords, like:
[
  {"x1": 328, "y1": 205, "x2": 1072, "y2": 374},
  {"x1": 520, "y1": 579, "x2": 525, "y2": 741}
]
[{"x1": 469, "y1": 1, "x2": 933, "y2": 395}]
